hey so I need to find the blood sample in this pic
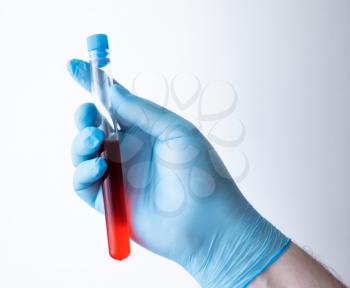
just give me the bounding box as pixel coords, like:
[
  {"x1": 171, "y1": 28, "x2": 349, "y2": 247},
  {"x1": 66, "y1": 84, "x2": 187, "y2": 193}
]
[
  {"x1": 87, "y1": 34, "x2": 130, "y2": 260},
  {"x1": 100, "y1": 139, "x2": 130, "y2": 260}
]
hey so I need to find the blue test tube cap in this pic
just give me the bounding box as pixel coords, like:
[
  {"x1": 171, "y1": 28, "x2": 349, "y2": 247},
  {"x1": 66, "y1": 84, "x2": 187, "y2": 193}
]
[{"x1": 87, "y1": 34, "x2": 109, "y2": 51}]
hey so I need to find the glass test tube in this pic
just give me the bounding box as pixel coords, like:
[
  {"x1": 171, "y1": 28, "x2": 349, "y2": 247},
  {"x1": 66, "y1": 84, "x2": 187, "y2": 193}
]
[{"x1": 87, "y1": 34, "x2": 130, "y2": 260}]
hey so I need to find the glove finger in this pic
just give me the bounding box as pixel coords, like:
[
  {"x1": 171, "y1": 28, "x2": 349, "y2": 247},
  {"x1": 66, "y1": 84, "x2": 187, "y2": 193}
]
[
  {"x1": 71, "y1": 127, "x2": 105, "y2": 166},
  {"x1": 73, "y1": 157, "x2": 107, "y2": 191},
  {"x1": 67, "y1": 59, "x2": 92, "y2": 92},
  {"x1": 75, "y1": 182, "x2": 102, "y2": 212},
  {"x1": 75, "y1": 102, "x2": 101, "y2": 131}
]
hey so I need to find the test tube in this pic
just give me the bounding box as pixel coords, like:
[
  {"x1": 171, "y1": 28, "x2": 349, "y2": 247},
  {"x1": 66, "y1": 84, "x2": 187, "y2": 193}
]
[{"x1": 87, "y1": 34, "x2": 130, "y2": 260}]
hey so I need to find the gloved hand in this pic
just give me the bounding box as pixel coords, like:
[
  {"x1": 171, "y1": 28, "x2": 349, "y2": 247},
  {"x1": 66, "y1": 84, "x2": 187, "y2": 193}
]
[{"x1": 68, "y1": 59, "x2": 290, "y2": 288}]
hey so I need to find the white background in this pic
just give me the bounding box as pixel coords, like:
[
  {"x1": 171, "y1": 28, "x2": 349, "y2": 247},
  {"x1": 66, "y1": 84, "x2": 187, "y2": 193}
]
[{"x1": 0, "y1": 0, "x2": 349, "y2": 287}]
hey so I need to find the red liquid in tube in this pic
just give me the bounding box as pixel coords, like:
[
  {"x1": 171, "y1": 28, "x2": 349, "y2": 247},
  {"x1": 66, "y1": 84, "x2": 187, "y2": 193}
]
[{"x1": 100, "y1": 139, "x2": 130, "y2": 260}]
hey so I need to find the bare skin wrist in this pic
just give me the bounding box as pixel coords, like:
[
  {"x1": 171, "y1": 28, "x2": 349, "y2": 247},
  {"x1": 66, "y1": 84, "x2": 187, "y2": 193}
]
[{"x1": 248, "y1": 243, "x2": 346, "y2": 288}]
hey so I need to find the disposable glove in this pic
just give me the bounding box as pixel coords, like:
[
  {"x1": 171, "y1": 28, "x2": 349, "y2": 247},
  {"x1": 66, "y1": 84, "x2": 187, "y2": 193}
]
[{"x1": 68, "y1": 59, "x2": 290, "y2": 288}]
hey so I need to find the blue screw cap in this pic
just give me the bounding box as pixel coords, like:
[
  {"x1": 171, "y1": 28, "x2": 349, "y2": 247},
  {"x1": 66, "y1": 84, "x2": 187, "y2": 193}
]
[{"x1": 87, "y1": 34, "x2": 109, "y2": 51}]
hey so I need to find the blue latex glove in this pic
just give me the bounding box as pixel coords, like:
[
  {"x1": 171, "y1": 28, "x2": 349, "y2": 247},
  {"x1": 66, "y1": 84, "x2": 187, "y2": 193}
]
[{"x1": 68, "y1": 59, "x2": 290, "y2": 288}]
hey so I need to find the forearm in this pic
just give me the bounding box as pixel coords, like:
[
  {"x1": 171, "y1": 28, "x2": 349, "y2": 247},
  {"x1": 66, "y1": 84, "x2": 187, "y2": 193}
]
[{"x1": 249, "y1": 243, "x2": 346, "y2": 288}]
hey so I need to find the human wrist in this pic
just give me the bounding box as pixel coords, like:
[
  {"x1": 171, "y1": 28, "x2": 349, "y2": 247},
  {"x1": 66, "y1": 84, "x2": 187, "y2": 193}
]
[
  {"x1": 248, "y1": 243, "x2": 346, "y2": 288},
  {"x1": 248, "y1": 243, "x2": 296, "y2": 288}
]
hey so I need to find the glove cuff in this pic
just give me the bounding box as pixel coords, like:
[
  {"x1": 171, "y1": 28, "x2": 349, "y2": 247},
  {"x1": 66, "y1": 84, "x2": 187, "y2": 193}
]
[
  {"x1": 240, "y1": 238, "x2": 291, "y2": 287},
  {"x1": 187, "y1": 212, "x2": 291, "y2": 288}
]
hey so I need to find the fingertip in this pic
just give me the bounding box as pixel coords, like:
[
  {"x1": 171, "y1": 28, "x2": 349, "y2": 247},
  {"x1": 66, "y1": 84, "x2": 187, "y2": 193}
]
[
  {"x1": 75, "y1": 103, "x2": 101, "y2": 130},
  {"x1": 89, "y1": 157, "x2": 107, "y2": 181},
  {"x1": 67, "y1": 58, "x2": 91, "y2": 91},
  {"x1": 93, "y1": 127, "x2": 105, "y2": 142},
  {"x1": 74, "y1": 157, "x2": 107, "y2": 190},
  {"x1": 67, "y1": 59, "x2": 79, "y2": 77},
  {"x1": 74, "y1": 182, "x2": 101, "y2": 209},
  {"x1": 81, "y1": 127, "x2": 104, "y2": 152},
  {"x1": 72, "y1": 126, "x2": 105, "y2": 158},
  {"x1": 96, "y1": 157, "x2": 107, "y2": 173}
]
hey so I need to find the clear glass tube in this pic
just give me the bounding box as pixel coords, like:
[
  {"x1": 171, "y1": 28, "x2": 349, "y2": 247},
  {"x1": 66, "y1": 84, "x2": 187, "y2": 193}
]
[{"x1": 88, "y1": 35, "x2": 130, "y2": 260}]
